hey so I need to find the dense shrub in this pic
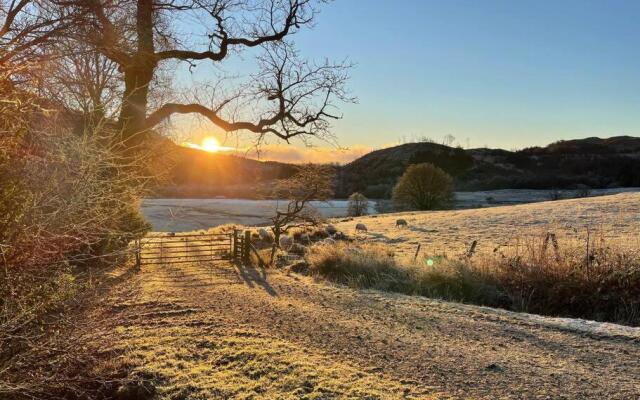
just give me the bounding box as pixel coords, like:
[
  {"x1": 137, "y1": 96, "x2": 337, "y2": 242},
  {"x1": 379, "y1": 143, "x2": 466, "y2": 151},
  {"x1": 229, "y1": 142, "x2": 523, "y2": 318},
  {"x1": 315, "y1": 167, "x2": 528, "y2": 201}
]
[
  {"x1": 392, "y1": 163, "x2": 454, "y2": 210},
  {"x1": 0, "y1": 89, "x2": 150, "y2": 353},
  {"x1": 307, "y1": 243, "x2": 410, "y2": 292}
]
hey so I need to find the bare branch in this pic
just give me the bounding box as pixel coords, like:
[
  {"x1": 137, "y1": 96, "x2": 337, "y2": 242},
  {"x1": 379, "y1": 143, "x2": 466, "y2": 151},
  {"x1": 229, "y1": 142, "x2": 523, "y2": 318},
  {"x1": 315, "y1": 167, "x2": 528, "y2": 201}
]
[{"x1": 148, "y1": 42, "x2": 352, "y2": 141}]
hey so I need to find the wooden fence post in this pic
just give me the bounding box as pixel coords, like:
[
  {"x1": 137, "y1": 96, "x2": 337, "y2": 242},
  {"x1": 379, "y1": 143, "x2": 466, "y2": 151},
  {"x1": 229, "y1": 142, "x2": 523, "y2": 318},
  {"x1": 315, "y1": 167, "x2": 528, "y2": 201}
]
[
  {"x1": 210, "y1": 234, "x2": 214, "y2": 262},
  {"x1": 233, "y1": 230, "x2": 238, "y2": 259},
  {"x1": 466, "y1": 240, "x2": 477, "y2": 259},
  {"x1": 135, "y1": 239, "x2": 141, "y2": 270},
  {"x1": 243, "y1": 230, "x2": 251, "y2": 264}
]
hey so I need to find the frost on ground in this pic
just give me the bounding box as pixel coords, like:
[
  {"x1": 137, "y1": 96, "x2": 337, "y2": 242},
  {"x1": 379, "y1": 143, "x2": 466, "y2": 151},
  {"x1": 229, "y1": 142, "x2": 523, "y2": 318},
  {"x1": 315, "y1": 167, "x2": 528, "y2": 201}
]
[
  {"x1": 11, "y1": 259, "x2": 638, "y2": 399},
  {"x1": 334, "y1": 192, "x2": 640, "y2": 257},
  {"x1": 140, "y1": 188, "x2": 639, "y2": 232},
  {"x1": 8, "y1": 193, "x2": 640, "y2": 399},
  {"x1": 448, "y1": 300, "x2": 640, "y2": 341}
]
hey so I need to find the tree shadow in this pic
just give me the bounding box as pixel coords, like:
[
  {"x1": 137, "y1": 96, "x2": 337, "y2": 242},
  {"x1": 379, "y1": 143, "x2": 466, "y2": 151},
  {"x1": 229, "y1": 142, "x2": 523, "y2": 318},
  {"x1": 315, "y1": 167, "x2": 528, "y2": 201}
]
[
  {"x1": 366, "y1": 232, "x2": 406, "y2": 243},
  {"x1": 233, "y1": 262, "x2": 278, "y2": 296},
  {"x1": 408, "y1": 226, "x2": 438, "y2": 234}
]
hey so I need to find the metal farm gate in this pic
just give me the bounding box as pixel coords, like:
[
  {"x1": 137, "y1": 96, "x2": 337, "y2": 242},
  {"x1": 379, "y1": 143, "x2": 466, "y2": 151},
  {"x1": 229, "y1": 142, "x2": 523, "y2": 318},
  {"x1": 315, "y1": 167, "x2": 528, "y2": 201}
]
[
  {"x1": 134, "y1": 232, "x2": 234, "y2": 266},
  {"x1": 133, "y1": 230, "x2": 254, "y2": 267}
]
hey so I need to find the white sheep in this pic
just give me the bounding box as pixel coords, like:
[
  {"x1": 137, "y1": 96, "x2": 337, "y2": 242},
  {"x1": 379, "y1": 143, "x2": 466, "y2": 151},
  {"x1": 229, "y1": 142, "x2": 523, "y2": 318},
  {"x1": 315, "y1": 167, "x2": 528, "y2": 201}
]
[
  {"x1": 258, "y1": 228, "x2": 272, "y2": 242},
  {"x1": 279, "y1": 234, "x2": 294, "y2": 250},
  {"x1": 289, "y1": 243, "x2": 306, "y2": 255},
  {"x1": 355, "y1": 223, "x2": 368, "y2": 233},
  {"x1": 299, "y1": 233, "x2": 311, "y2": 244},
  {"x1": 325, "y1": 224, "x2": 337, "y2": 235},
  {"x1": 395, "y1": 219, "x2": 408, "y2": 228}
]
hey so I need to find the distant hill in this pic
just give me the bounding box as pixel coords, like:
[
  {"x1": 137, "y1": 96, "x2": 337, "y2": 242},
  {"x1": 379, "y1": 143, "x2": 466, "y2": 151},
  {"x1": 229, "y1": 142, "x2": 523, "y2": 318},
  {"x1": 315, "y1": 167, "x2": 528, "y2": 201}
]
[
  {"x1": 152, "y1": 140, "x2": 299, "y2": 198},
  {"x1": 155, "y1": 135, "x2": 640, "y2": 198},
  {"x1": 335, "y1": 136, "x2": 640, "y2": 198}
]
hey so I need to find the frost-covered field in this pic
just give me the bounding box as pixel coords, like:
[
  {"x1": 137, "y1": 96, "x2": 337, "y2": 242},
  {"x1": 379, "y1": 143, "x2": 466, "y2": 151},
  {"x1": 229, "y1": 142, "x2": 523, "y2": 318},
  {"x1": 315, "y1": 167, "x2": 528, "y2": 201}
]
[
  {"x1": 454, "y1": 187, "x2": 639, "y2": 208},
  {"x1": 141, "y1": 198, "x2": 377, "y2": 232},
  {"x1": 141, "y1": 188, "x2": 639, "y2": 232},
  {"x1": 334, "y1": 192, "x2": 640, "y2": 257}
]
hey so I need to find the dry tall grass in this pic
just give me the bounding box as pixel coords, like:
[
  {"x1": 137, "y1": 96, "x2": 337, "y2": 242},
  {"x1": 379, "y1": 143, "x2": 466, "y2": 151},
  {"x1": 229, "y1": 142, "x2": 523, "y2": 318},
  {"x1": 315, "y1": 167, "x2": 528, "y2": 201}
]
[{"x1": 306, "y1": 235, "x2": 640, "y2": 326}]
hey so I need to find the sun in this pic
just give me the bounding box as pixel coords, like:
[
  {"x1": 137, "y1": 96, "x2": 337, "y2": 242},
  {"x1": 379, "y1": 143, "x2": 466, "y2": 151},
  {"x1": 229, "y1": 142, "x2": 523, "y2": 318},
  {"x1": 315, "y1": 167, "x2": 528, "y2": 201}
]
[
  {"x1": 201, "y1": 137, "x2": 221, "y2": 152},
  {"x1": 181, "y1": 136, "x2": 235, "y2": 153}
]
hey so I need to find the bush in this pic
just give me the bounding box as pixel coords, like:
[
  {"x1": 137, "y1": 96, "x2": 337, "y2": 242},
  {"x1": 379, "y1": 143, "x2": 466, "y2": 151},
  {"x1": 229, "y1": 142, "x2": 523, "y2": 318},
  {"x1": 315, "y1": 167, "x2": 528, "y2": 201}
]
[
  {"x1": 347, "y1": 192, "x2": 369, "y2": 216},
  {"x1": 306, "y1": 243, "x2": 410, "y2": 292},
  {"x1": 0, "y1": 89, "x2": 150, "y2": 354},
  {"x1": 306, "y1": 243, "x2": 506, "y2": 306},
  {"x1": 392, "y1": 163, "x2": 454, "y2": 210}
]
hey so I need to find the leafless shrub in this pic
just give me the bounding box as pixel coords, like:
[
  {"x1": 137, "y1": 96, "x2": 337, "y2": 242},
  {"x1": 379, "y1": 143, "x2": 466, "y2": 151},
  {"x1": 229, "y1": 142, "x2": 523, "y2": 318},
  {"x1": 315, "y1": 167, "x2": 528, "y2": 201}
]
[
  {"x1": 347, "y1": 192, "x2": 368, "y2": 217},
  {"x1": 267, "y1": 164, "x2": 333, "y2": 265},
  {"x1": 548, "y1": 188, "x2": 563, "y2": 201},
  {"x1": 0, "y1": 81, "x2": 151, "y2": 366}
]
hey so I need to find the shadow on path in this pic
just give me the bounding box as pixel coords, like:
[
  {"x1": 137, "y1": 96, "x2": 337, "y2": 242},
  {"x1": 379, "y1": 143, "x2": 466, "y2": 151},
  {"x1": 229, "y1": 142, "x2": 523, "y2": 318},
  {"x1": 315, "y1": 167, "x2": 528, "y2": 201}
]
[{"x1": 234, "y1": 262, "x2": 278, "y2": 296}]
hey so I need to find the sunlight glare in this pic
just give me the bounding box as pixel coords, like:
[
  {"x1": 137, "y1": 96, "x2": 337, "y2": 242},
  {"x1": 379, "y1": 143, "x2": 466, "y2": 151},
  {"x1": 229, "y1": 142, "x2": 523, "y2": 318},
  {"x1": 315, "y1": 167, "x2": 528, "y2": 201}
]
[
  {"x1": 180, "y1": 137, "x2": 235, "y2": 153},
  {"x1": 201, "y1": 137, "x2": 221, "y2": 152}
]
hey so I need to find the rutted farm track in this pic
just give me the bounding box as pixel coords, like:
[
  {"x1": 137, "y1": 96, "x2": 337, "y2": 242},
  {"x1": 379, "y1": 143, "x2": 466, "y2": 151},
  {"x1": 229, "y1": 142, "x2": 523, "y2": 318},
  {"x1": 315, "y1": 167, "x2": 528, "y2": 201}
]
[{"x1": 57, "y1": 259, "x2": 640, "y2": 399}]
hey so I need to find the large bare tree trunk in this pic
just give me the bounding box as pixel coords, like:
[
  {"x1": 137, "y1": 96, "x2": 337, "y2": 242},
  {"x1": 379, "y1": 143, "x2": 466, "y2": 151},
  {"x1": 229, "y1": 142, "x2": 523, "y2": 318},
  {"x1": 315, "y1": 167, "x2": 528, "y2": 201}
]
[
  {"x1": 119, "y1": 64, "x2": 153, "y2": 145},
  {"x1": 117, "y1": 0, "x2": 156, "y2": 148}
]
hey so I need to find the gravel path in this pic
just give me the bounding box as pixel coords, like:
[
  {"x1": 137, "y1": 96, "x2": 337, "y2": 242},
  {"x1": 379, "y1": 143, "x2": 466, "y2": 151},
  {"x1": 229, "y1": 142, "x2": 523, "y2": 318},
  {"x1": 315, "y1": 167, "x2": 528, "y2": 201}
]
[{"x1": 93, "y1": 259, "x2": 640, "y2": 399}]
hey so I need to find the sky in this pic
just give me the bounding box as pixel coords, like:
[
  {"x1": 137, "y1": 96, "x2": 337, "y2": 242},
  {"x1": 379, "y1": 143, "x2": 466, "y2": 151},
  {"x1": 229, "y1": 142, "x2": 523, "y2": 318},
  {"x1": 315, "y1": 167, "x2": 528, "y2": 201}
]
[{"x1": 175, "y1": 0, "x2": 640, "y2": 163}]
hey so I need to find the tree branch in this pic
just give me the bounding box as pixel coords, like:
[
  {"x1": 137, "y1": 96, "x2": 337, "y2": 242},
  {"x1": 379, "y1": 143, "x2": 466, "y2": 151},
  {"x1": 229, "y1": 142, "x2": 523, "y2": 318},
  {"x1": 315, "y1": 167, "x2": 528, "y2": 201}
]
[
  {"x1": 145, "y1": 102, "x2": 299, "y2": 139},
  {"x1": 155, "y1": 0, "x2": 306, "y2": 62}
]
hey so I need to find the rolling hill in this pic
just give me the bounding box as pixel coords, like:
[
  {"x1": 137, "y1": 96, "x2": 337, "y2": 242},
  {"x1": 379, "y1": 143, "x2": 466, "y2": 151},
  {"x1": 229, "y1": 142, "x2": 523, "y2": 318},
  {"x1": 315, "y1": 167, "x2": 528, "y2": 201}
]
[
  {"x1": 152, "y1": 139, "x2": 299, "y2": 198},
  {"x1": 335, "y1": 135, "x2": 640, "y2": 197},
  {"x1": 155, "y1": 136, "x2": 640, "y2": 198}
]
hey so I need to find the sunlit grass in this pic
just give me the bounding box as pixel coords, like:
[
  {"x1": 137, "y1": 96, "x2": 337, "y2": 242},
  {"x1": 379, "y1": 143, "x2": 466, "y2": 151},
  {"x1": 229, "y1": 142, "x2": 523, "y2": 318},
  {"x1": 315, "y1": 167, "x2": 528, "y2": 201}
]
[
  {"x1": 305, "y1": 237, "x2": 640, "y2": 326},
  {"x1": 104, "y1": 321, "x2": 431, "y2": 399}
]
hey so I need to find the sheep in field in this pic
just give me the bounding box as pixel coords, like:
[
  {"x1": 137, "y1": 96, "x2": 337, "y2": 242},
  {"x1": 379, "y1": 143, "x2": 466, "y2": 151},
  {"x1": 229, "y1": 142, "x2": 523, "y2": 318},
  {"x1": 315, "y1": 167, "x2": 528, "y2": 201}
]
[
  {"x1": 258, "y1": 228, "x2": 272, "y2": 242},
  {"x1": 355, "y1": 223, "x2": 368, "y2": 233},
  {"x1": 325, "y1": 224, "x2": 337, "y2": 235},
  {"x1": 323, "y1": 238, "x2": 336, "y2": 245},
  {"x1": 279, "y1": 235, "x2": 294, "y2": 250},
  {"x1": 395, "y1": 219, "x2": 408, "y2": 228}
]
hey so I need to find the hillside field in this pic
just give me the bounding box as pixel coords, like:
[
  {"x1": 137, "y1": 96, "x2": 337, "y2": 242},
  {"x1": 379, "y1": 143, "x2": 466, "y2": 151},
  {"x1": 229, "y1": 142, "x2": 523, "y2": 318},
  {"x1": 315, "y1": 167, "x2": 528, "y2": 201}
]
[{"x1": 333, "y1": 192, "x2": 640, "y2": 258}]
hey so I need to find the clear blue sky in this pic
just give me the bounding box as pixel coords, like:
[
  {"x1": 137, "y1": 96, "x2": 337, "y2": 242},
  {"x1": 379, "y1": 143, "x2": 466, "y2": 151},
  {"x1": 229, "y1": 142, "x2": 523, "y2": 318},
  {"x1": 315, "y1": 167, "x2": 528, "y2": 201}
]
[
  {"x1": 292, "y1": 0, "x2": 640, "y2": 149},
  {"x1": 177, "y1": 0, "x2": 640, "y2": 155}
]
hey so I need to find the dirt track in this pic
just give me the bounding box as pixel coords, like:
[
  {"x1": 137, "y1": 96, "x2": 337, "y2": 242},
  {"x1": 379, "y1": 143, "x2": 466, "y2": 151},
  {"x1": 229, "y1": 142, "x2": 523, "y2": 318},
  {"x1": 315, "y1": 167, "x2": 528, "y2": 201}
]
[{"x1": 82, "y1": 259, "x2": 640, "y2": 399}]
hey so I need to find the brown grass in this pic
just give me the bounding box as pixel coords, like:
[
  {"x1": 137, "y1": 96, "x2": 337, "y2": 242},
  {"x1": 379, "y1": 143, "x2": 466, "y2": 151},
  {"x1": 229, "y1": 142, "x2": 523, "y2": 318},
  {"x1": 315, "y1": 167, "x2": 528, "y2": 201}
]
[{"x1": 305, "y1": 236, "x2": 640, "y2": 326}]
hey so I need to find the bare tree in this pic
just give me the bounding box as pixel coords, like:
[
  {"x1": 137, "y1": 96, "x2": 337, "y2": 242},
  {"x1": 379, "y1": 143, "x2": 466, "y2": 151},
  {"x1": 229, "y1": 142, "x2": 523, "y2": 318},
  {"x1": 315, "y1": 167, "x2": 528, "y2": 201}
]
[
  {"x1": 347, "y1": 192, "x2": 368, "y2": 216},
  {"x1": 62, "y1": 0, "x2": 352, "y2": 149},
  {"x1": 268, "y1": 164, "x2": 333, "y2": 264},
  {"x1": 43, "y1": 40, "x2": 123, "y2": 124},
  {"x1": 0, "y1": 1, "x2": 79, "y2": 85}
]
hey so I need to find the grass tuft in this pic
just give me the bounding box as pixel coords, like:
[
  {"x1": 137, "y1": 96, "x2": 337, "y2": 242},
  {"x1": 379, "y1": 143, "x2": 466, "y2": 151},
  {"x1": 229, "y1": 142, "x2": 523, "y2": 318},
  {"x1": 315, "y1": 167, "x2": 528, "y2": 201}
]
[{"x1": 305, "y1": 239, "x2": 640, "y2": 326}]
